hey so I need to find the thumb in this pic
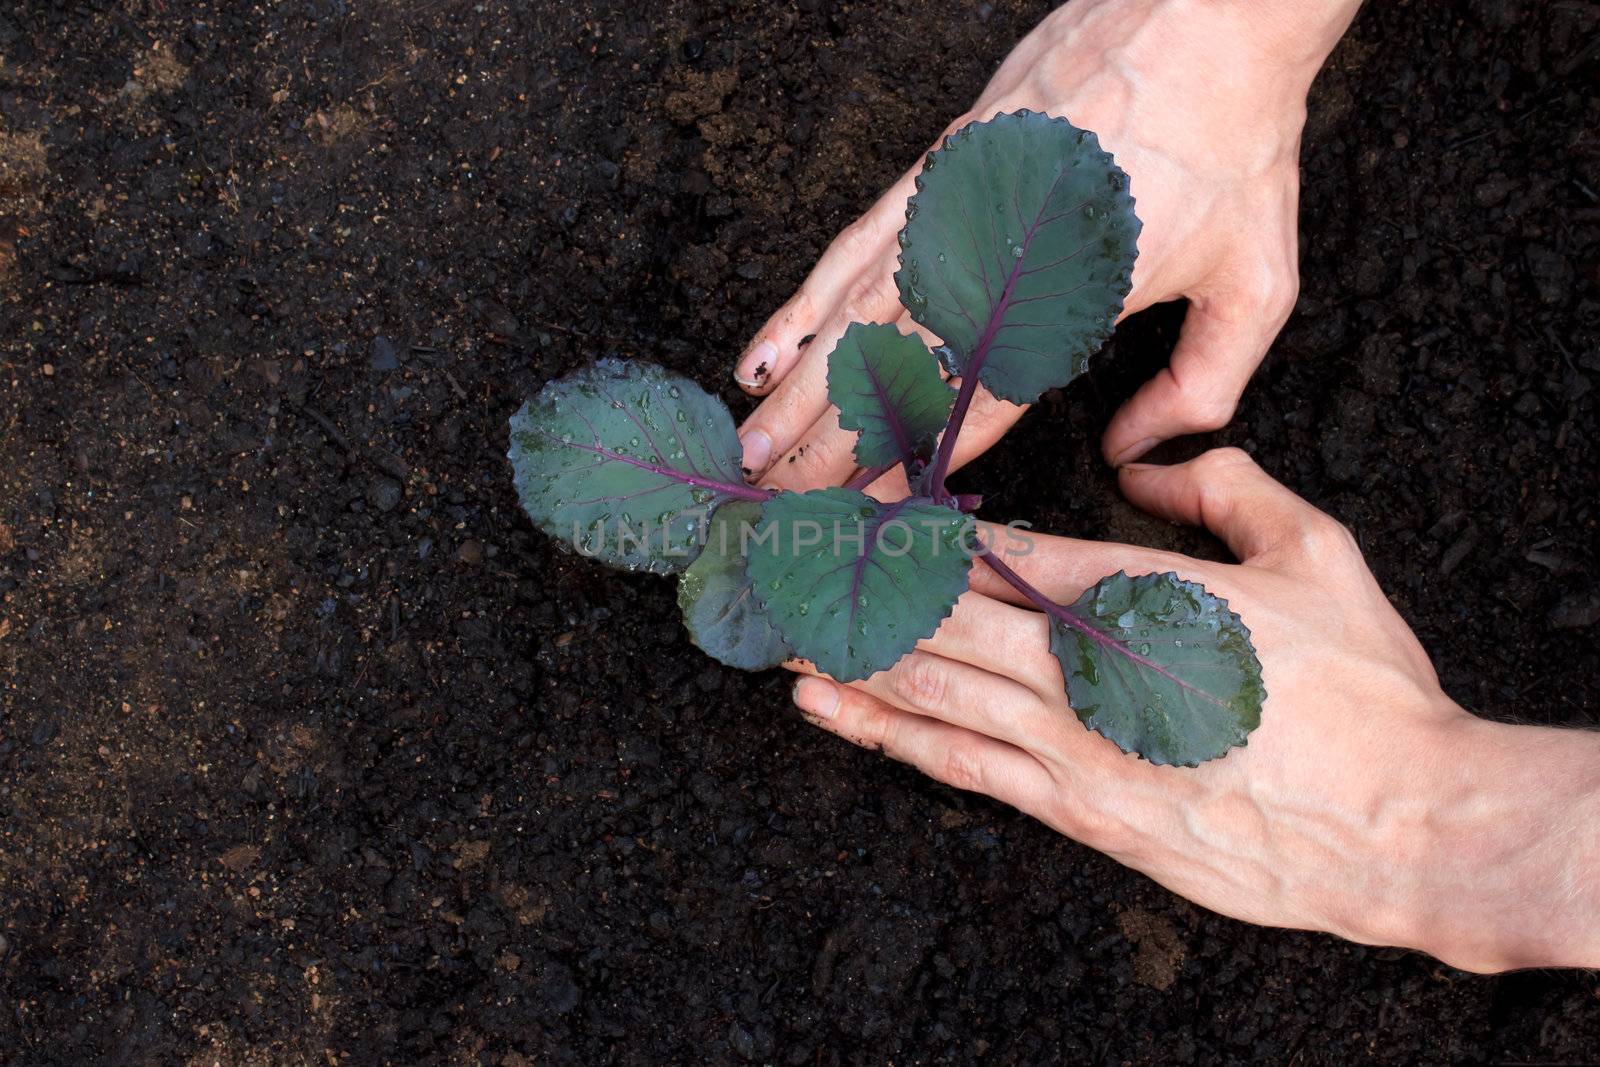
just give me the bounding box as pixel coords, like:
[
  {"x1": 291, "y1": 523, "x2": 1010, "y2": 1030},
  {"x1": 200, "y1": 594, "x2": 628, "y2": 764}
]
[
  {"x1": 1116, "y1": 447, "x2": 1332, "y2": 564},
  {"x1": 1101, "y1": 282, "x2": 1292, "y2": 466}
]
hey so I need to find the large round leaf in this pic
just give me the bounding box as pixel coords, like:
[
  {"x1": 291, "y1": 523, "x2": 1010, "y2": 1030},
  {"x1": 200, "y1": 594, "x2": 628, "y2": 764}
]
[
  {"x1": 826, "y1": 322, "x2": 954, "y2": 472},
  {"x1": 678, "y1": 501, "x2": 792, "y2": 670},
  {"x1": 507, "y1": 359, "x2": 763, "y2": 574},
  {"x1": 747, "y1": 488, "x2": 973, "y2": 682},
  {"x1": 895, "y1": 110, "x2": 1140, "y2": 405},
  {"x1": 1050, "y1": 571, "x2": 1264, "y2": 767}
]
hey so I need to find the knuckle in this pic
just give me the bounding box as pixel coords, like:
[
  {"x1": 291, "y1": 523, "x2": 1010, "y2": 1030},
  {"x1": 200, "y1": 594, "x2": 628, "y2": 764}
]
[
  {"x1": 1059, "y1": 801, "x2": 1130, "y2": 854},
  {"x1": 964, "y1": 387, "x2": 1019, "y2": 429},
  {"x1": 1185, "y1": 389, "x2": 1239, "y2": 431},
  {"x1": 891, "y1": 654, "x2": 949, "y2": 712},
  {"x1": 842, "y1": 272, "x2": 897, "y2": 322},
  {"x1": 1241, "y1": 266, "x2": 1299, "y2": 321},
  {"x1": 1167, "y1": 370, "x2": 1238, "y2": 433},
  {"x1": 938, "y1": 743, "x2": 988, "y2": 793},
  {"x1": 854, "y1": 700, "x2": 897, "y2": 753},
  {"x1": 782, "y1": 286, "x2": 818, "y2": 328},
  {"x1": 1300, "y1": 511, "x2": 1359, "y2": 558},
  {"x1": 1194, "y1": 445, "x2": 1255, "y2": 477},
  {"x1": 832, "y1": 218, "x2": 880, "y2": 263},
  {"x1": 769, "y1": 433, "x2": 851, "y2": 491}
]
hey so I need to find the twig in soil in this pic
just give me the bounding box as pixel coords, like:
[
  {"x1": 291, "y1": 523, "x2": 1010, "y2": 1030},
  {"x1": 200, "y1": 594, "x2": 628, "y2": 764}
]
[
  {"x1": 484, "y1": 332, "x2": 542, "y2": 356},
  {"x1": 295, "y1": 403, "x2": 354, "y2": 455},
  {"x1": 1443, "y1": 128, "x2": 1492, "y2": 151}
]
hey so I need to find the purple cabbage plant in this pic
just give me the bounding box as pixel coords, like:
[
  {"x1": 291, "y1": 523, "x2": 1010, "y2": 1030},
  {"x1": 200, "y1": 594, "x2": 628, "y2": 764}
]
[{"x1": 509, "y1": 112, "x2": 1263, "y2": 766}]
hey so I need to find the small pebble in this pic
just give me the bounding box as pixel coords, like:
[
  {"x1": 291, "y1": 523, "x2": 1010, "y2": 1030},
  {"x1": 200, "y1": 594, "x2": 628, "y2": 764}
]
[
  {"x1": 1549, "y1": 590, "x2": 1600, "y2": 630},
  {"x1": 366, "y1": 476, "x2": 402, "y2": 513},
  {"x1": 371, "y1": 335, "x2": 399, "y2": 371},
  {"x1": 1440, "y1": 526, "x2": 1480, "y2": 576}
]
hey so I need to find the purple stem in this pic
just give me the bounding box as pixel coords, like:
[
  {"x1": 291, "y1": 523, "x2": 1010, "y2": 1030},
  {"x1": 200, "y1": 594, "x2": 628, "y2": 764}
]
[
  {"x1": 977, "y1": 548, "x2": 1075, "y2": 623},
  {"x1": 844, "y1": 463, "x2": 895, "y2": 493},
  {"x1": 927, "y1": 183, "x2": 1084, "y2": 501},
  {"x1": 927, "y1": 233, "x2": 1035, "y2": 501},
  {"x1": 977, "y1": 549, "x2": 1227, "y2": 709},
  {"x1": 928, "y1": 261, "x2": 1031, "y2": 498}
]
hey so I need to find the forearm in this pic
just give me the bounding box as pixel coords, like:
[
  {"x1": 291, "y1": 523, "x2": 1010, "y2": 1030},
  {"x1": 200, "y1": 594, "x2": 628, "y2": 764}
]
[{"x1": 1416, "y1": 712, "x2": 1600, "y2": 971}]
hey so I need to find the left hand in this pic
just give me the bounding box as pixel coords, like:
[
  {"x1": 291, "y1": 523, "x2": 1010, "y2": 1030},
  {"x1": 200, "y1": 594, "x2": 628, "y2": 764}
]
[{"x1": 732, "y1": 0, "x2": 1355, "y2": 488}]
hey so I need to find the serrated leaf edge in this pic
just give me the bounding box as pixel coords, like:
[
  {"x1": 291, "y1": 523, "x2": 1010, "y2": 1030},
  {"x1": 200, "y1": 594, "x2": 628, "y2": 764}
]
[
  {"x1": 1057, "y1": 569, "x2": 1265, "y2": 768},
  {"x1": 892, "y1": 109, "x2": 1142, "y2": 404}
]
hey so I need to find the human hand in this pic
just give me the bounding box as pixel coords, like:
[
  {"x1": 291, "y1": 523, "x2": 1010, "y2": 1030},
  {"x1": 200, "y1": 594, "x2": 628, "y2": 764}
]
[
  {"x1": 787, "y1": 449, "x2": 1600, "y2": 973},
  {"x1": 733, "y1": 0, "x2": 1362, "y2": 488}
]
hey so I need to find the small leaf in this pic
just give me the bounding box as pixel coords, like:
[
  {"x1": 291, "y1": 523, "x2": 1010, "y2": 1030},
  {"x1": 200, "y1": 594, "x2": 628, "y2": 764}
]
[
  {"x1": 1049, "y1": 571, "x2": 1264, "y2": 767},
  {"x1": 507, "y1": 359, "x2": 762, "y2": 574},
  {"x1": 826, "y1": 322, "x2": 955, "y2": 471},
  {"x1": 678, "y1": 501, "x2": 792, "y2": 670},
  {"x1": 896, "y1": 110, "x2": 1140, "y2": 405},
  {"x1": 747, "y1": 488, "x2": 973, "y2": 683}
]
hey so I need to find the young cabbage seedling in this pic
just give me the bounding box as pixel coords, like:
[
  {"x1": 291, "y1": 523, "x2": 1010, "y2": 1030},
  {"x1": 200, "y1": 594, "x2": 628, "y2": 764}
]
[{"x1": 509, "y1": 112, "x2": 1264, "y2": 766}]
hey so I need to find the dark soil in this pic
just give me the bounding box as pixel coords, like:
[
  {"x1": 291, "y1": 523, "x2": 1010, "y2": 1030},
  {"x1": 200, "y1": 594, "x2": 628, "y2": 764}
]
[{"x1": 2, "y1": 0, "x2": 1597, "y2": 1062}]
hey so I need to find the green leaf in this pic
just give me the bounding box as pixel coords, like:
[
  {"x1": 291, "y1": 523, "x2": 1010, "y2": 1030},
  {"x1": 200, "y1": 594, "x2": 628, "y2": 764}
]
[
  {"x1": 1049, "y1": 571, "x2": 1264, "y2": 767},
  {"x1": 895, "y1": 110, "x2": 1140, "y2": 405},
  {"x1": 677, "y1": 501, "x2": 792, "y2": 670},
  {"x1": 747, "y1": 488, "x2": 973, "y2": 683},
  {"x1": 507, "y1": 359, "x2": 764, "y2": 575},
  {"x1": 826, "y1": 322, "x2": 955, "y2": 471}
]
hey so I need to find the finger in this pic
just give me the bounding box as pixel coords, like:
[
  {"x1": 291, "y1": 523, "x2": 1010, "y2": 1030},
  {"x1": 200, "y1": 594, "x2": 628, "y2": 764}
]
[
  {"x1": 1116, "y1": 446, "x2": 1340, "y2": 564},
  {"x1": 759, "y1": 310, "x2": 947, "y2": 492},
  {"x1": 863, "y1": 650, "x2": 1062, "y2": 752},
  {"x1": 733, "y1": 175, "x2": 917, "y2": 394},
  {"x1": 1102, "y1": 279, "x2": 1296, "y2": 466},
  {"x1": 792, "y1": 676, "x2": 1054, "y2": 813},
  {"x1": 739, "y1": 275, "x2": 906, "y2": 477},
  {"x1": 759, "y1": 340, "x2": 1031, "y2": 493},
  {"x1": 912, "y1": 593, "x2": 1060, "y2": 700},
  {"x1": 759, "y1": 406, "x2": 860, "y2": 492}
]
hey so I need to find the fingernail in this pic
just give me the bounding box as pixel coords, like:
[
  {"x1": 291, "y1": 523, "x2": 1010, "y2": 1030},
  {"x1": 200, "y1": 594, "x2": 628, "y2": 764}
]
[
  {"x1": 1110, "y1": 437, "x2": 1157, "y2": 467},
  {"x1": 734, "y1": 339, "x2": 778, "y2": 389},
  {"x1": 1118, "y1": 461, "x2": 1162, "y2": 472},
  {"x1": 740, "y1": 428, "x2": 771, "y2": 474},
  {"x1": 792, "y1": 676, "x2": 838, "y2": 720}
]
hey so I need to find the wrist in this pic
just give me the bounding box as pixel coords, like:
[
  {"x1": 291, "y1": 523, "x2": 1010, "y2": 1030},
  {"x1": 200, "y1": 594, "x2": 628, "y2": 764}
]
[
  {"x1": 1240, "y1": 0, "x2": 1365, "y2": 83},
  {"x1": 1408, "y1": 710, "x2": 1600, "y2": 971}
]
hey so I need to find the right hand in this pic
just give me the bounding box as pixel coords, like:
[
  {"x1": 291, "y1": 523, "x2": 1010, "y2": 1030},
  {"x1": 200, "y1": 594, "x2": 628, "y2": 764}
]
[
  {"x1": 733, "y1": 0, "x2": 1358, "y2": 488},
  {"x1": 789, "y1": 449, "x2": 1600, "y2": 973}
]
